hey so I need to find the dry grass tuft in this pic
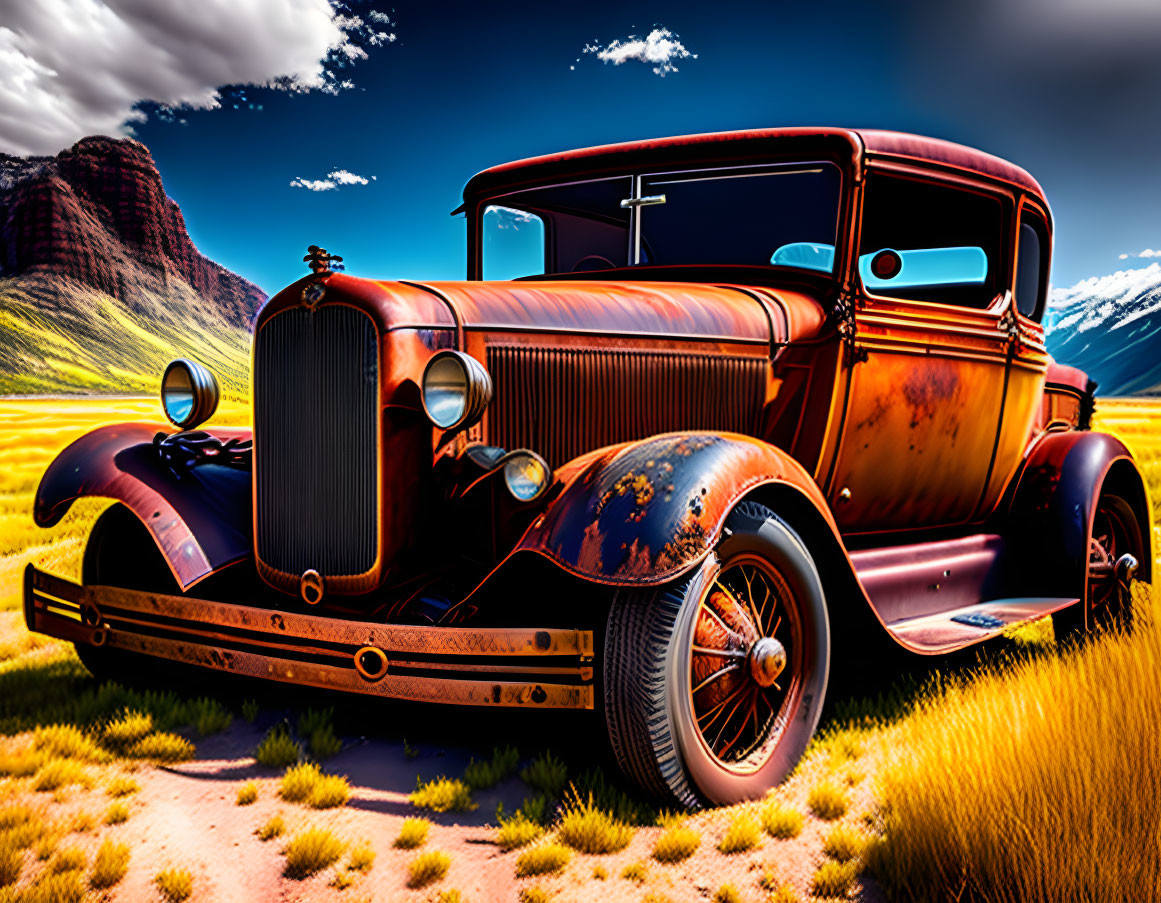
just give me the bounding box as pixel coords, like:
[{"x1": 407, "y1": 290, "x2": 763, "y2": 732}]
[
  {"x1": 463, "y1": 745, "x2": 519, "y2": 790},
  {"x1": 105, "y1": 776, "x2": 139, "y2": 797},
  {"x1": 255, "y1": 726, "x2": 301, "y2": 768},
  {"x1": 717, "y1": 811, "x2": 762, "y2": 854},
  {"x1": 279, "y1": 761, "x2": 350, "y2": 809},
  {"x1": 89, "y1": 838, "x2": 130, "y2": 889},
  {"x1": 822, "y1": 823, "x2": 867, "y2": 863},
  {"x1": 712, "y1": 883, "x2": 742, "y2": 903},
  {"x1": 871, "y1": 585, "x2": 1161, "y2": 903},
  {"x1": 393, "y1": 817, "x2": 430, "y2": 850},
  {"x1": 767, "y1": 883, "x2": 800, "y2": 903},
  {"x1": 257, "y1": 813, "x2": 285, "y2": 841},
  {"x1": 515, "y1": 842, "x2": 570, "y2": 877},
  {"x1": 496, "y1": 812, "x2": 544, "y2": 851},
  {"x1": 761, "y1": 801, "x2": 805, "y2": 839},
  {"x1": 621, "y1": 860, "x2": 647, "y2": 883},
  {"x1": 520, "y1": 751, "x2": 568, "y2": 797},
  {"x1": 406, "y1": 849, "x2": 451, "y2": 888},
  {"x1": 236, "y1": 781, "x2": 258, "y2": 805},
  {"x1": 437, "y1": 890, "x2": 463, "y2": 903},
  {"x1": 347, "y1": 841, "x2": 375, "y2": 872},
  {"x1": 283, "y1": 827, "x2": 346, "y2": 879},
  {"x1": 519, "y1": 886, "x2": 550, "y2": 903},
  {"x1": 652, "y1": 821, "x2": 700, "y2": 863},
  {"x1": 592, "y1": 864, "x2": 607, "y2": 880},
  {"x1": 155, "y1": 867, "x2": 194, "y2": 901},
  {"x1": 20, "y1": 869, "x2": 87, "y2": 903},
  {"x1": 101, "y1": 711, "x2": 154, "y2": 752},
  {"x1": 187, "y1": 698, "x2": 232, "y2": 736},
  {"x1": 68, "y1": 811, "x2": 95, "y2": 833},
  {"x1": 49, "y1": 845, "x2": 86, "y2": 873},
  {"x1": 308, "y1": 724, "x2": 343, "y2": 760},
  {"x1": 104, "y1": 801, "x2": 130, "y2": 825},
  {"x1": 329, "y1": 869, "x2": 354, "y2": 889},
  {"x1": 410, "y1": 776, "x2": 476, "y2": 813},
  {"x1": 34, "y1": 724, "x2": 105, "y2": 761},
  {"x1": 556, "y1": 790, "x2": 633, "y2": 854},
  {"x1": 807, "y1": 780, "x2": 849, "y2": 821},
  {"x1": 32, "y1": 758, "x2": 92, "y2": 792},
  {"x1": 126, "y1": 732, "x2": 195, "y2": 763},
  {"x1": 241, "y1": 699, "x2": 259, "y2": 723},
  {"x1": 811, "y1": 859, "x2": 859, "y2": 897}
]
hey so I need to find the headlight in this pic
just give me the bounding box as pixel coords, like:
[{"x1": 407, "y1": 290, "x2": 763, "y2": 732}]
[
  {"x1": 161, "y1": 359, "x2": 219, "y2": 430},
  {"x1": 503, "y1": 450, "x2": 551, "y2": 502},
  {"x1": 421, "y1": 350, "x2": 492, "y2": 431}
]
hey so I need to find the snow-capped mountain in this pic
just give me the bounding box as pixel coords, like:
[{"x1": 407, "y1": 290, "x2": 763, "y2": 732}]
[{"x1": 1046, "y1": 264, "x2": 1161, "y2": 396}]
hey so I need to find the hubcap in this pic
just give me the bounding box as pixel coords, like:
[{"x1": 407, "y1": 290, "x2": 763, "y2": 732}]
[{"x1": 689, "y1": 558, "x2": 801, "y2": 769}]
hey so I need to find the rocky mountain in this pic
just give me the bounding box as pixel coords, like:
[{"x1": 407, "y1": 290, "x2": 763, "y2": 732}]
[
  {"x1": 1046, "y1": 264, "x2": 1161, "y2": 396},
  {"x1": 0, "y1": 136, "x2": 264, "y2": 395}
]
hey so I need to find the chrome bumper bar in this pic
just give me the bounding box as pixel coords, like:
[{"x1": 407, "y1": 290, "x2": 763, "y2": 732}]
[{"x1": 24, "y1": 566, "x2": 594, "y2": 710}]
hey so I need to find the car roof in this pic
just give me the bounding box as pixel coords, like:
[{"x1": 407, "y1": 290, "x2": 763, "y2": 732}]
[{"x1": 461, "y1": 127, "x2": 1045, "y2": 205}]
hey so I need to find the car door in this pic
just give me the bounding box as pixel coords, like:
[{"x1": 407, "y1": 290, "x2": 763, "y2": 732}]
[{"x1": 825, "y1": 169, "x2": 1014, "y2": 534}]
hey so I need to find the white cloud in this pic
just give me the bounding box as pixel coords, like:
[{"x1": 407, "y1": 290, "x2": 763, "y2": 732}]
[
  {"x1": 1119, "y1": 248, "x2": 1161, "y2": 259},
  {"x1": 289, "y1": 168, "x2": 371, "y2": 191},
  {"x1": 0, "y1": 0, "x2": 396, "y2": 156},
  {"x1": 582, "y1": 27, "x2": 696, "y2": 77}
]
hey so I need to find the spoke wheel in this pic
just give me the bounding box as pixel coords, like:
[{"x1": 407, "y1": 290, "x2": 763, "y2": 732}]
[
  {"x1": 1085, "y1": 494, "x2": 1141, "y2": 629},
  {"x1": 690, "y1": 557, "x2": 801, "y2": 772}
]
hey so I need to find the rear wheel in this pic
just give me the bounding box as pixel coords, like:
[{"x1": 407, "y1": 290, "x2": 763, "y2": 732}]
[
  {"x1": 603, "y1": 501, "x2": 830, "y2": 807},
  {"x1": 1053, "y1": 491, "x2": 1144, "y2": 638},
  {"x1": 75, "y1": 504, "x2": 179, "y2": 683}
]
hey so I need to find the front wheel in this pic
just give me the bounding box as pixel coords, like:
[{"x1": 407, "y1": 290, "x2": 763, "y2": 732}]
[{"x1": 603, "y1": 501, "x2": 830, "y2": 807}]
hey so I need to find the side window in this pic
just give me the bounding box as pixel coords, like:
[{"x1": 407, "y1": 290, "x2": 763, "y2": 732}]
[
  {"x1": 482, "y1": 205, "x2": 545, "y2": 280},
  {"x1": 858, "y1": 173, "x2": 1005, "y2": 309},
  {"x1": 1015, "y1": 212, "x2": 1049, "y2": 321}
]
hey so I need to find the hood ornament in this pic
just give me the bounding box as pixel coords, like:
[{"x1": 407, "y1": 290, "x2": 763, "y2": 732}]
[{"x1": 304, "y1": 245, "x2": 344, "y2": 274}]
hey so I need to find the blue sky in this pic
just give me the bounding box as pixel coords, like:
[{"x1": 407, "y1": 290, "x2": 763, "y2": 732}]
[{"x1": 5, "y1": 0, "x2": 1161, "y2": 295}]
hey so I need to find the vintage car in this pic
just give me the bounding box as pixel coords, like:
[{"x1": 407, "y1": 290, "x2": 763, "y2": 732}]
[{"x1": 26, "y1": 127, "x2": 1151, "y2": 807}]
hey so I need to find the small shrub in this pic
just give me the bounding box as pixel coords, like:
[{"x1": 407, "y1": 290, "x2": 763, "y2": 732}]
[
  {"x1": 284, "y1": 827, "x2": 345, "y2": 879},
  {"x1": 127, "y1": 733, "x2": 195, "y2": 763},
  {"x1": 407, "y1": 849, "x2": 451, "y2": 888},
  {"x1": 807, "y1": 781, "x2": 850, "y2": 821},
  {"x1": 515, "y1": 842, "x2": 570, "y2": 877},
  {"x1": 394, "y1": 817, "x2": 430, "y2": 849},
  {"x1": 257, "y1": 814, "x2": 285, "y2": 841},
  {"x1": 89, "y1": 839, "x2": 130, "y2": 889},
  {"x1": 155, "y1": 867, "x2": 194, "y2": 901},
  {"x1": 556, "y1": 791, "x2": 633, "y2": 854},
  {"x1": 410, "y1": 776, "x2": 476, "y2": 812},
  {"x1": 69, "y1": 811, "x2": 95, "y2": 833},
  {"x1": 255, "y1": 727, "x2": 300, "y2": 768},
  {"x1": 101, "y1": 711, "x2": 154, "y2": 752},
  {"x1": 348, "y1": 842, "x2": 375, "y2": 872},
  {"x1": 33, "y1": 758, "x2": 92, "y2": 792},
  {"x1": 279, "y1": 761, "x2": 350, "y2": 808},
  {"x1": 188, "y1": 698, "x2": 232, "y2": 736},
  {"x1": 761, "y1": 801, "x2": 805, "y2": 839},
  {"x1": 621, "y1": 860, "x2": 647, "y2": 883},
  {"x1": 309, "y1": 725, "x2": 343, "y2": 760},
  {"x1": 811, "y1": 859, "x2": 859, "y2": 897},
  {"x1": 106, "y1": 776, "x2": 139, "y2": 797},
  {"x1": 237, "y1": 781, "x2": 258, "y2": 805},
  {"x1": 50, "y1": 845, "x2": 86, "y2": 873},
  {"x1": 496, "y1": 812, "x2": 543, "y2": 850},
  {"x1": 105, "y1": 801, "x2": 130, "y2": 825},
  {"x1": 713, "y1": 883, "x2": 742, "y2": 903},
  {"x1": 653, "y1": 822, "x2": 700, "y2": 863},
  {"x1": 822, "y1": 823, "x2": 867, "y2": 863},
  {"x1": 718, "y1": 812, "x2": 761, "y2": 854},
  {"x1": 241, "y1": 699, "x2": 259, "y2": 722},
  {"x1": 519, "y1": 887, "x2": 550, "y2": 903},
  {"x1": 463, "y1": 745, "x2": 519, "y2": 790},
  {"x1": 329, "y1": 869, "x2": 354, "y2": 889},
  {"x1": 520, "y1": 752, "x2": 568, "y2": 797},
  {"x1": 308, "y1": 773, "x2": 350, "y2": 809}
]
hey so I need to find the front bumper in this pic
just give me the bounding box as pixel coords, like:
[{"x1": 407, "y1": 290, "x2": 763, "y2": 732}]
[{"x1": 24, "y1": 566, "x2": 594, "y2": 710}]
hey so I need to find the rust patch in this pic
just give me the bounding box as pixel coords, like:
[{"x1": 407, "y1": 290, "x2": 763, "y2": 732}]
[
  {"x1": 902, "y1": 365, "x2": 959, "y2": 427},
  {"x1": 614, "y1": 538, "x2": 653, "y2": 579},
  {"x1": 655, "y1": 510, "x2": 709, "y2": 571},
  {"x1": 596, "y1": 471, "x2": 655, "y2": 523},
  {"x1": 575, "y1": 521, "x2": 604, "y2": 574}
]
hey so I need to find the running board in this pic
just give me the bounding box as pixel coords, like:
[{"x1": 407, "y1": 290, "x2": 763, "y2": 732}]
[{"x1": 884, "y1": 597, "x2": 1076, "y2": 654}]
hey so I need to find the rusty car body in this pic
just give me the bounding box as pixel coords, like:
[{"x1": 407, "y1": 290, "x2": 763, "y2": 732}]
[{"x1": 27, "y1": 127, "x2": 1152, "y2": 806}]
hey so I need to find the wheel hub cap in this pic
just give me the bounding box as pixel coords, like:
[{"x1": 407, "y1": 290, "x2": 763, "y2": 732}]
[{"x1": 748, "y1": 636, "x2": 787, "y2": 688}]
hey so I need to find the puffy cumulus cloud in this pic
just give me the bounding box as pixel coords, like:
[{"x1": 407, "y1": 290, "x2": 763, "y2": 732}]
[
  {"x1": 0, "y1": 0, "x2": 396, "y2": 156},
  {"x1": 289, "y1": 168, "x2": 373, "y2": 191},
  {"x1": 1118, "y1": 249, "x2": 1161, "y2": 260},
  {"x1": 582, "y1": 27, "x2": 696, "y2": 77}
]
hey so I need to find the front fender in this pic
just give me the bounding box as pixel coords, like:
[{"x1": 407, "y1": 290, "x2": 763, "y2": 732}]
[
  {"x1": 516, "y1": 432, "x2": 835, "y2": 586},
  {"x1": 34, "y1": 424, "x2": 253, "y2": 590},
  {"x1": 1005, "y1": 429, "x2": 1152, "y2": 597}
]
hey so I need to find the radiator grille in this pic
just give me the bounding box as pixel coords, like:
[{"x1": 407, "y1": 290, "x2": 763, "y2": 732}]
[
  {"x1": 484, "y1": 345, "x2": 766, "y2": 465},
  {"x1": 254, "y1": 306, "x2": 379, "y2": 577}
]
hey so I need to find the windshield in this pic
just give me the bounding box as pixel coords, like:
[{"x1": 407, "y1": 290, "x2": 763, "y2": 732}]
[{"x1": 480, "y1": 163, "x2": 842, "y2": 280}]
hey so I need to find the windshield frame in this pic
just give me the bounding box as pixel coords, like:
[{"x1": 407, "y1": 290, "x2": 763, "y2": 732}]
[{"x1": 469, "y1": 158, "x2": 850, "y2": 282}]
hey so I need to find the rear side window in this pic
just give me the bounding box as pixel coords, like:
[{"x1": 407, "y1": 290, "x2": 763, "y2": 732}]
[
  {"x1": 1015, "y1": 212, "x2": 1049, "y2": 321},
  {"x1": 858, "y1": 174, "x2": 1005, "y2": 309}
]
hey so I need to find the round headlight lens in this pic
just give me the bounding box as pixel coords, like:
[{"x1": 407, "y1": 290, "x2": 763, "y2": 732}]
[
  {"x1": 421, "y1": 351, "x2": 492, "y2": 431},
  {"x1": 161, "y1": 359, "x2": 219, "y2": 430},
  {"x1": 503, "y1": 450, "x2": 551, "y2": 502}
]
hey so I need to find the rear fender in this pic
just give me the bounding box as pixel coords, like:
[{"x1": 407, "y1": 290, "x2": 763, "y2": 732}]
[
  {"x1": 515, "y1": 432, "x2": 838, "y2": 586},
  {"x1": 1005, "y1": 430, "x2": 1153, "y2": 597},
  {"x1": 34, "y1": 424, "x2": 253, "y2": 591}
]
